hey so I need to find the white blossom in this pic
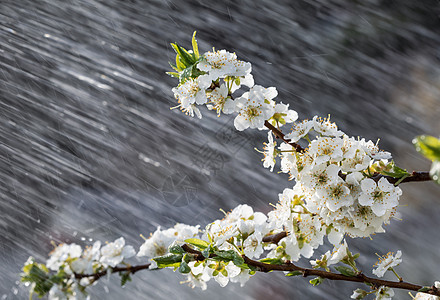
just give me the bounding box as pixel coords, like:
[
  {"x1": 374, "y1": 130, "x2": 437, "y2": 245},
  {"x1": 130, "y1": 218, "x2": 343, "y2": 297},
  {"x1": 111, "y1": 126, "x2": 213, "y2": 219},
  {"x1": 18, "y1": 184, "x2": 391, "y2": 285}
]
[
  {"x1": 285, "y1": 119, "x2": 314, "y2": 142},
  {"x1": 71, "y1": 241, "x2": 101, "y2": 274},
  {"x1": 207, "y1": 83, "x2": 235, "y2": 116},
  {"x1": 233, "y1": 85, "x2": 276, "y2": 131},
  {"x1": 359, "y1": 178, "x2": 401, "y2": 217},
  {"x1": 100, "y1": 237, "x2": 135, "y2": 268},
  {"x1": 47, "y1": 243, "x2": 82, "y2": 271},
  {"x1": 137, "y1": 224, "x2": 199, "y2": 258},
  {"x1": 375, "y1": 286, "x2": 394, "y2": 300},
  {"x1": 262, "y1": 131, "x2": 276, "y2": 172},
  {"x1": 372, "y1": 251, "x2": 402, "y2": 277}
]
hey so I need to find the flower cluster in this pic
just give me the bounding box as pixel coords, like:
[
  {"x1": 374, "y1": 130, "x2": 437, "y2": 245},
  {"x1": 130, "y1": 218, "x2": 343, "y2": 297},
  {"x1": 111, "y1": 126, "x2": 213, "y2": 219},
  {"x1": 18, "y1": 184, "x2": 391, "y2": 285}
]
[
  {"x1": 137, "y1": 223, "x2": 200, "y2": 267},
  {"x1": 180, "y1": 205, "x2": 268, "y2": 289},
  {"x1": 170, "y1": 33, "x2": 297, "y2": 132},
  {"x1": 266, "y1": 115, "x2": 403, "y2": 239},
  {"x1": 22, "y1": 238, "x2": 135, "y2": 299}
]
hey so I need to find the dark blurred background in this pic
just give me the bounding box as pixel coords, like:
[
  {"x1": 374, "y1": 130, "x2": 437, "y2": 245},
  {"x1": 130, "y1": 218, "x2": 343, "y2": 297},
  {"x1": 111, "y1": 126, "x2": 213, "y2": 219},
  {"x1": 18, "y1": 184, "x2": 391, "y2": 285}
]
[{"x1": 1, "y1": 0, "x2": 440, "y2": 299}]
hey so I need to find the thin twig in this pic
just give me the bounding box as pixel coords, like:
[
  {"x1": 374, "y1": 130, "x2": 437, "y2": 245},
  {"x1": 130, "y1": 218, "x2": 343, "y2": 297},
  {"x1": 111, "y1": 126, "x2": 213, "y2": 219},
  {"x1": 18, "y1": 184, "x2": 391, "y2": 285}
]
[
  {"x1": 74, "y1": 263, "x2": 151, "y2": 280},
  {"x1": 264, "y1": 120, "x2": 304, "y2": 152}
]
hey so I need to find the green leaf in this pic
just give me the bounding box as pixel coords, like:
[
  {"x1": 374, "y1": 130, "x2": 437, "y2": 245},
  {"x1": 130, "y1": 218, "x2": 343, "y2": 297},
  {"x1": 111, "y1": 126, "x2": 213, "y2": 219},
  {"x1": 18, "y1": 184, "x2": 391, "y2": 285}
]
[
  {"x1": 169, "y1": 244, "x2": 185, "y2": 255},
  {"x1": 175, "y1": 44, "x2": 195, "y2": 66},
  {"x1": 286, "y1": 270, "x2": 303, "y2": 277},
  {"x1": 168, "y1": 61, "x2": 179, "y2": 72},
  {"x1": 380, "y1": 161, "x2": 409, "y2": 179},
  {"x1": 309, "y1": 277, "x2": 324, "y2": 286},
  {"x1": 179, "y1": 66, "x2": 194, "y2": 83},
  {"x1": 175, "y1": 53, "x2": 185, "y2": 71},
  {"x1": 120, "y1": 272, "x2": 132, "y2": 286},
  {"x1": 185, "y1": 238, "x2": 209, "y2": 250},
  {"x1": 166, "y1": 71, "x2": 180, "y2": 78},
  {"x1": 334, "y1": 266, "x2": 356, "y2": 277},
  {"x1": 259, "y1": 257, "x2": 284, "y2": 265},
  {"x1": 202, "y1": 247, "x2": 211, "y2": 258},
  {"x1": 191, "y1": 31, "x2": 199, "y2": 58},
  {"x1": 214, "y1": 250, "x2": 236, "y2": 261},
  {"x1": 413, "y1": 135, "x2": 440, "y2": 162},
  {"x1": 153, "y1": 254, "x2": 183, "y2": 268},
  {"x1": 418, "y1": 287, "x2": 431, "y2": 292},
  {"x1": 179, "y1": 261, "x2": 191, "y2": 274},
  {"x1": 232, "y1": 252, "x2": 245, "y2": 266}
]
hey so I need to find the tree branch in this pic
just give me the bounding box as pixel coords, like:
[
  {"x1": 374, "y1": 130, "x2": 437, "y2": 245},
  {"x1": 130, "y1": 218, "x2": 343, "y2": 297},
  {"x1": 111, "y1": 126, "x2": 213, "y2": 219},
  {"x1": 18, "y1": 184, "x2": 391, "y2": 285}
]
[
  {"x1": 264, "y1": 120, "x2": 304, "y2": 152},
  {"x1": 373, "y1": 171, "x2": 432, "y2": 185},
  {"x1": 74, "y1": 263, "x2": 151, "y2": 280},
  {"x1": 183, "y1": 245, "x2": 440, "y2": 297}
]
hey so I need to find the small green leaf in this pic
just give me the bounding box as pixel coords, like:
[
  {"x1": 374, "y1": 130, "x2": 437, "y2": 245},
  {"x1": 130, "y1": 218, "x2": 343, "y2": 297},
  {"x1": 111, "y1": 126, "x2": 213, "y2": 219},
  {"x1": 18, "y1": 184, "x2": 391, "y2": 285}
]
[
  {"x1": 259, "y1": 257, "x2": 284, "y2": 265},
  {"x1": 418, "y1": 287, "x2": 431, "y2": 292},
  {"x1": 214, "y1": 250, "x2": 236, "y2": 260},
  {"x1": 169, "y1": 244, "x2": 185, "y2": 255},
  {"x1": 179, "y1": 66, "x2": 194, "y2": 83},
  {"x1": 309, "y1": 277, "x2": 324, "y2": 286},
  {"x1": 185, "y1": 238, "x2": 209, "y2": 250},
  {"x1": 202, "y1": 247, "x2": 211, "y2": 258},
  {"x1": 286, "y1": 271, "x2": 303, "y2": 277},
  {"x1": 232, "y1": 253, "x2": 245, "y2": 266},
  {"x1": 335, "y1": 266, "x2": 356, "y2": 277},
  {"x1": 168, "y1": 61, "x2": 179, "y2": 72},
  {"x1": 120, "y1": 272, "x2": 132, "y2": 286},
  {"x1": 175, "y1": 53, "x2": 185, "y2": 71},
  {"x1": 175, "y1": 44, "x2": 195, "y2": 66},
  {"x1": 153, "y1": 254, "x2": 183, "y2": 268},
  {"x1": 166, "y1": 71, "x2": 180, "y2": 78},
  {"x1": 178, "y1": 261, "x2": 191, "y2": 274},
  {"x1": 413, "y1": 135, "x2": 440, "y2": 162},
  {"x1": 191, "y1": 31, "x2": 199, "y2": 58}
]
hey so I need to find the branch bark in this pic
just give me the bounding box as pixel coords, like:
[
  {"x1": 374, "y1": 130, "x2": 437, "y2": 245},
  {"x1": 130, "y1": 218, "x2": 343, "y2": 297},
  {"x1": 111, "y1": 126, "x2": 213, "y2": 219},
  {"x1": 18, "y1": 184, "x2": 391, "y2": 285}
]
[{"x1": 74, "y1": 263, "x2": 151, "y2": 280}]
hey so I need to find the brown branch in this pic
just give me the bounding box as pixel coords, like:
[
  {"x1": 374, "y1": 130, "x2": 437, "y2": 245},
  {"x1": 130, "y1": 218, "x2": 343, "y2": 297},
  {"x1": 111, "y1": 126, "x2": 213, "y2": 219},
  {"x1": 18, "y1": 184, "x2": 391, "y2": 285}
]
[
  {"x1": 72, "y1": 244, "x2": 439, "y2": 297},
  {"x1": 182, "y1": 245, "x2": 439, "y2": 297},
  {"x1": 262, "y1": 231, "x2": 288, "y2": 244},
  {"x1": 264, "y1": 120, "x2": 304, "y2": 152},
  {"x1": 74, "y1": 263, "x2": 151, "y2": 280},
  {"x1": 372, "y1": 171, "x2": 432, "y2": 185}
]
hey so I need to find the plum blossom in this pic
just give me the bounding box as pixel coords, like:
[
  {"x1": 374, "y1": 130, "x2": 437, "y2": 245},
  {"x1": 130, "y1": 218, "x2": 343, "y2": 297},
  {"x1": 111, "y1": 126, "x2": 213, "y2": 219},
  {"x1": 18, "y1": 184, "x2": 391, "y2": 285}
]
[
  {"x1": 207, "y1": 83, "x2": 235, "y2": 116},
  {"x1": 137, "y1": 224, "x2": 199, "y2": 259},
  {"x1": 262, "y1": 131, "x2": 276, "y2": 172},
  {"x1": 372, "y1": 251, "x2": 402, "y2": 277},
  {"x1": 267, "y1": 102, "x2": 298, "y2": 128},
  {"x1": 359, "y1": 178, "x2": 401, "y2": 216},
  {"x1": 47, "y1": 243, "x2": 82, "y2": 271},
  {"x1": 284, "y1": 119, "x2": 314, "y2": 142},
  {"x1": 197, "y1": 50, "x2": 250, "y2": 80},
  {"x1": 100, "y1": 237, "x2": 135, "y2": 268},
  {"x1": 71, "y1": 241, "x2": 101, "y2": 274},
  {"x1": 375, "y1": 286, "x2": 394, "y2": 300},
  {"x1": 233, "y1": 85, "x2": 276, "y2": 131},
  {"x1": 313, "y1": 115, "x2": 344, "y2": 137},
  {"x1": 172, "y1": 76, "x2": 210, "y2": 107}
]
